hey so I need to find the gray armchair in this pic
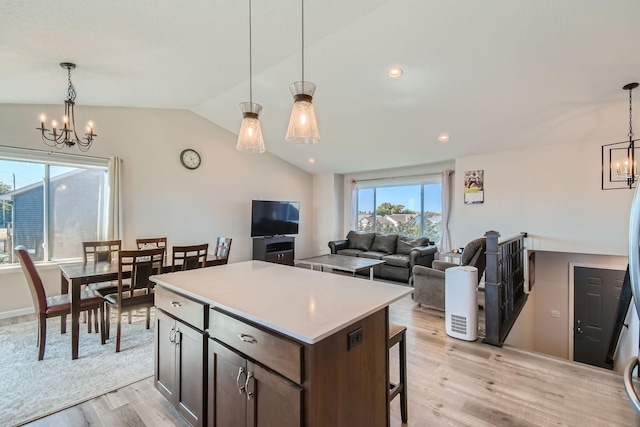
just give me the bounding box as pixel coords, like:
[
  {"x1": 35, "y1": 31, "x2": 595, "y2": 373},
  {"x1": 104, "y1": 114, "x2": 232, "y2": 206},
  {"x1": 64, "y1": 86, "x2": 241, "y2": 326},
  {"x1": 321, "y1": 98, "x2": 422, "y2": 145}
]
[{"x1": 412, "y1": 238, "x2": 486, "y2": 310}]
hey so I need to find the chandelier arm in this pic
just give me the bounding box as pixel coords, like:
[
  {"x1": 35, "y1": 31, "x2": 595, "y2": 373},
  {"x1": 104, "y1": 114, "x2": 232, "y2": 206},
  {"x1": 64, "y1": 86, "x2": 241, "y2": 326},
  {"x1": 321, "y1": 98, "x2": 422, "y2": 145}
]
[{"x1": 630, "y1": 87, "x2": 634, "y2": 141}]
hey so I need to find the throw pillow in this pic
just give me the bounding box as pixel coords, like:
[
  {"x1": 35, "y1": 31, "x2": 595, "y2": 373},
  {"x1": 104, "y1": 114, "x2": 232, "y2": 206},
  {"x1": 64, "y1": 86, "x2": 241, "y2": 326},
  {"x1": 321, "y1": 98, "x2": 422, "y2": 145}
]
[
  {"x1": 371, "y1": 234, "x2": 397, "y2": 254},
  {"x1": 396, "y1": 236, "x2": 429, "y2": 255},
  {"x1": 346, "y1": 231, "x2": 375, "y2": 251}
]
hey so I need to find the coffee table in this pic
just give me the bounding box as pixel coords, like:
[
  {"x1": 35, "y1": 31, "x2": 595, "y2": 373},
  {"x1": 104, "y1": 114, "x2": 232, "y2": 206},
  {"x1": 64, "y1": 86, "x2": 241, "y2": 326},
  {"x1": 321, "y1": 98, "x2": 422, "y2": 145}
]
[{"x1": 296, "y1": 254, "x2": 385, "y2": 280}]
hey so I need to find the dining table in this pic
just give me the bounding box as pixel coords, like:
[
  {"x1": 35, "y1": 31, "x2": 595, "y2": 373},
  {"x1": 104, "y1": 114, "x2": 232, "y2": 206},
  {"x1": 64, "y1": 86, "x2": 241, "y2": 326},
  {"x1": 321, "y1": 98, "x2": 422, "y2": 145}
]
[{"x1": 59, "y1": 254, "x2": 228, "y2": 360}]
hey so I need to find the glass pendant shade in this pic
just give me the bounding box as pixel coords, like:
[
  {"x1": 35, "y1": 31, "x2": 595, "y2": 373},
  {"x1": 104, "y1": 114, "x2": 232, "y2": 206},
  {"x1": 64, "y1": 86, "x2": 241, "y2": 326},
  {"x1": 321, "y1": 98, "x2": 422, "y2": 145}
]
[
  {"x1": 236, "y1": 102, "x2": 265, "y2": 153},
  {"x1": 286, "y1": 81, "x2": 320, "y2": 144}
]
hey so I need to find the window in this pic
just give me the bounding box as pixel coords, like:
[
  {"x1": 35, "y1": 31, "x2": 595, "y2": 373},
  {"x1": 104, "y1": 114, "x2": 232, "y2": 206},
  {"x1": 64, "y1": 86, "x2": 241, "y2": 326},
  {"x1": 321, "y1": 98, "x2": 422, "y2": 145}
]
[
  {"x1": 355, "y1": 179, "x2": 442, "y2": 243},
  {"x1": 0, "y1": 155, "x2": 108, "y2": 264}
]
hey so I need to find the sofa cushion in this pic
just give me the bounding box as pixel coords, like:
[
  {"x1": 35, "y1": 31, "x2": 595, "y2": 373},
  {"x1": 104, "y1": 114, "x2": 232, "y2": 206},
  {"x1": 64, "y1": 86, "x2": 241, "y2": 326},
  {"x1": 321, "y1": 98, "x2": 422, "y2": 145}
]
[
  {"x1": 337, "y1": 248, "x2": 365, "y2": 257},
  {"x1": 359, "y1": 251, "x2": 386, "y2": 260},
  {"x1": 370, "y1": 234, "x2": 397, "y2": 254},
  {"x1": 382, "y1": 254, "x2": 410, "y2": 268},
  {"x1": 396, "y1": 236, "x2": 430, "y2": 255},
  {"x1": 346, "y1": 231, "x2": 375, "y2": 251}
]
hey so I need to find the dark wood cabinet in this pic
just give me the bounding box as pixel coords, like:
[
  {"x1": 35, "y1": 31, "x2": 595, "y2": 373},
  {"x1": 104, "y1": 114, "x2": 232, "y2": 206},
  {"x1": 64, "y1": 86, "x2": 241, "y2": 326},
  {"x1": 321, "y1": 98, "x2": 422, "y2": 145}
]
[
  {"x1": 209, "y1": 337, "x2": 302, "y2": 427},
  {"x1": 155, "y1": 288, "x2": 209, "y2": 427},
  {"x1": 252, "y1": 236, "x2": 295, "y2": 266}
]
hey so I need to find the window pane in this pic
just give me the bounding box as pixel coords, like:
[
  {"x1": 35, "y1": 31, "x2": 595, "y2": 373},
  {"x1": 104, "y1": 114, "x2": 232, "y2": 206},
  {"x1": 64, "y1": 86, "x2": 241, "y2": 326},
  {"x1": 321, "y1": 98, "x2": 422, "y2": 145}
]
[
  {"x1": 49, "y1": 166, "x2": 107, "y2": 261},
  {"x1": 375, "y1": 185, "x2": 421, "y2": 236},
  {"x1": 357, "y1": 188, "x2": 374, "y2": 232},
  {"x1": 423, "y1": 183, "x2": 442, "y2": 243},
  {"x1": 0, "y1": 158, "x2": 107, "y2": 265},
  {"x1": 0, "y1": 160, "x2": 45, "y2": 261}
]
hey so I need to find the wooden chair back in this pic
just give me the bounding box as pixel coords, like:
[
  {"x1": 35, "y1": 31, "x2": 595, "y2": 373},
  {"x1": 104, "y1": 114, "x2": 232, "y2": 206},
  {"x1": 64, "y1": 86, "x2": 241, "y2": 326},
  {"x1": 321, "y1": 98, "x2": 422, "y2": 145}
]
[
  {"x1": 118, "y1": 248, "x2": 165, "y2": 296},
  {"x1": 135, "y1": 237, "x2": 167, "y2": 251},
  {"x1": 83, "y1": 240, "x2": 121, "y2": 264},
  {"x1": 15, "y1": 246, "x2": 47, "y2": 314},
  {"x1": 214, "y1": 237, "x2": 232, "y2": 259},
  {"x1": 172, "y1": 243, "x2": 209, "y2": 272}
]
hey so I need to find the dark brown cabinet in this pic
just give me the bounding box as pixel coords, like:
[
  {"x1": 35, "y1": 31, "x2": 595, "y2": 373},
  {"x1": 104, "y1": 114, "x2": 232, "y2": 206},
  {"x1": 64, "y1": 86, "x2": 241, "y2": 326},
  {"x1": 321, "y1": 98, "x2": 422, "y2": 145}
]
[
  {"x1": 252, "y1": 236, "x2": 295, "y2": 266},
  {"x1": 156, "y1": 283, "x2": 389, "y2": 427},
  {"x1": 155, "y1": 288, "x2": 209, "y2": 427},
  {"x1": 209, "y1": 340, "x2": 302, "y2": 427}
]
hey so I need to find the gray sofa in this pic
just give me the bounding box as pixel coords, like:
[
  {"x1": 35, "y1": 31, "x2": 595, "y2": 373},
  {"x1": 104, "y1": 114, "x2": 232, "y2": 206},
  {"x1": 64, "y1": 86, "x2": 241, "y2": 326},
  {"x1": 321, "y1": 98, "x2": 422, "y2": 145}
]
[{"x1": 328, "y1": 231, "x2": 437, "y2": 282}]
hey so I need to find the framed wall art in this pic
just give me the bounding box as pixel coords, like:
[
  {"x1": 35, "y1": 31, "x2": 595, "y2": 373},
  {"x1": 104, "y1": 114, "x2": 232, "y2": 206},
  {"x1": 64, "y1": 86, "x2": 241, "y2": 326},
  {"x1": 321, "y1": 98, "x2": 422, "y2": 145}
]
[{"x1": 464, "y1": 170, "x2": 484, "y2": 204}]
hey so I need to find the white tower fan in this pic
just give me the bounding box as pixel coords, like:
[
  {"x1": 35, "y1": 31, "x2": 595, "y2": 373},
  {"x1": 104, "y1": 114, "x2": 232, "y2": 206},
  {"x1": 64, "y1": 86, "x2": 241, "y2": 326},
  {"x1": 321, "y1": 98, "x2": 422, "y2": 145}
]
[{"x1": 445, "y1": 266, "x2": 479, "y2": 341}]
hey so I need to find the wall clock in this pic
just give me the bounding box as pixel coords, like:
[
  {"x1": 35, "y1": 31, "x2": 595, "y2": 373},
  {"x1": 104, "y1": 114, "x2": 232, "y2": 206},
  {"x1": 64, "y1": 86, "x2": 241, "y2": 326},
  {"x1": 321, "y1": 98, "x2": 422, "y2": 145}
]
[{"x1": 180, "y1": 149, "x2": 201, "y2": 170}]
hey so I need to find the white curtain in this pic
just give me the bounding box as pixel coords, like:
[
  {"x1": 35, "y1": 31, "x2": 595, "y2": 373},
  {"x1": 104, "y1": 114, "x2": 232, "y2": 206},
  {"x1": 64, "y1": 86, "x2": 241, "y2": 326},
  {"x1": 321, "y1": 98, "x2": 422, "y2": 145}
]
[
  {"x1": 440, "y1": 170, "x2": 453, "y2": 252},
  {"x1": 107, "y1": 156, "x2": 122, "y2": 240},
  {"x1": 348, "y1": 180, "x2": 357, "y2": 231}
]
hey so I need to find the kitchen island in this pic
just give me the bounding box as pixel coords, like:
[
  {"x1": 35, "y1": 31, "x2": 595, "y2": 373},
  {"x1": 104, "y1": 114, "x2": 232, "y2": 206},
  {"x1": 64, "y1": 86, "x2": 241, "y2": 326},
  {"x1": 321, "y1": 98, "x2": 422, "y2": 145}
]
[{"x1": 150, "y1": 260, "x2": 412, "y2": 427}]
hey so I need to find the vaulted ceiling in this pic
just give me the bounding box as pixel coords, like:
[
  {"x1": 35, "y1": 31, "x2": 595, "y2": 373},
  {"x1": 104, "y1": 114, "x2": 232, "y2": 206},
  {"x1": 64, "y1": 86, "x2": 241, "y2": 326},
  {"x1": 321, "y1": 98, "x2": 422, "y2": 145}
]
[{"x1": 1, "y1": 0, "x2": 639, "y2": 173}]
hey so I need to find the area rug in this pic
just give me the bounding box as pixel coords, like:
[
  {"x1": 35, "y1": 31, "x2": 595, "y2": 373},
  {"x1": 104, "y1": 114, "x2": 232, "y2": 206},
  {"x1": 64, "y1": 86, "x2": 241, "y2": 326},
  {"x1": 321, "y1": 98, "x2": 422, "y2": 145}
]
[{"x1": 0, "y1": 311, "x2": 155, "y2": 426}]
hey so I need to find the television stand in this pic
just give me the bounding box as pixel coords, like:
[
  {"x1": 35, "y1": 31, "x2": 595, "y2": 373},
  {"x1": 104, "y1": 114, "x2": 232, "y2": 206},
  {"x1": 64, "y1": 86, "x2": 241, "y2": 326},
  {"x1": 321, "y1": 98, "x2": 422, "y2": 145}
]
[{"x1": 252, "y1": 235, "x2": 295, "y2": 266}]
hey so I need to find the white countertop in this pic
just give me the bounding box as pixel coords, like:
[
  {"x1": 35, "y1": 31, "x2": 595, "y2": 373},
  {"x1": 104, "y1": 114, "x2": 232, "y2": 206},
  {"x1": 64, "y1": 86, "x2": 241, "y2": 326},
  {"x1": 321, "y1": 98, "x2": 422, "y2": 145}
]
[{"x1": 150, "y1": 260, "x2": 412, "y2": 344}]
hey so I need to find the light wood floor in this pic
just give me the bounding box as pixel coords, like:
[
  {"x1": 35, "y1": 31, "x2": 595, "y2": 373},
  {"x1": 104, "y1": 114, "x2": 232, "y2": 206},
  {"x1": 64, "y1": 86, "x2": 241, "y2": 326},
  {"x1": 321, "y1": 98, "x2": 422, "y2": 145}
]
[{"x1": 26, "y1": 296, "x2": 640, "y2": 427}]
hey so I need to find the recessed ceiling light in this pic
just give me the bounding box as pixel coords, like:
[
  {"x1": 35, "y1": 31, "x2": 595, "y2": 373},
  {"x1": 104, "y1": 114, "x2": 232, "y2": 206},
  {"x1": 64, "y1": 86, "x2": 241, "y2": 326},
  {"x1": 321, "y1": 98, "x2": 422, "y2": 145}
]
[
  {"x1": 388, "y1": 67, "x2": 403, "y2": 78},
  {"x1": 308, "y1": 158, "x2": 315, "y2": 164},
  {"x1": 438, "y1": 133, "x2": 450, "y2": 142}
]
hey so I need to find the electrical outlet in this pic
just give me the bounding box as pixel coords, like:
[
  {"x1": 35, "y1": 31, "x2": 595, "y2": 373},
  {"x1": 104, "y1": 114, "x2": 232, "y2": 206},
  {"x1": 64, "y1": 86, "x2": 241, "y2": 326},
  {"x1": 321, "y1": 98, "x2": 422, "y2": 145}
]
[
  {"x1": 551, "y1": 310, "x2": 560, "y2": 318},
  {"x1": 347, "y1": 327, "x2": 364, "y2": 350}
]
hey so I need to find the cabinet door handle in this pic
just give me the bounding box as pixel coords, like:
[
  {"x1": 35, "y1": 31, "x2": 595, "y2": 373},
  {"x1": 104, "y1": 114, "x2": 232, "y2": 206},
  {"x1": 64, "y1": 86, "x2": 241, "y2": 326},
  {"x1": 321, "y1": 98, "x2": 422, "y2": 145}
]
[
  {"x1": 238, "y1": 333, "x2": 257, "y2": 344},
  {"x1": 236, "y1": 367, "x2": 246, "y2": 394},
  {"x1": 245, "y1": 372, "x2": 254, "y2": 400},
  {"x1": 168, "y1": 326, "x2": 176, "y2": 344},
  {"x1": 174, "y1": 328, "x2": 181, "y2": 346},
  {"x1": 170, "y1": 301, "x2": 181, "y2": 308}
]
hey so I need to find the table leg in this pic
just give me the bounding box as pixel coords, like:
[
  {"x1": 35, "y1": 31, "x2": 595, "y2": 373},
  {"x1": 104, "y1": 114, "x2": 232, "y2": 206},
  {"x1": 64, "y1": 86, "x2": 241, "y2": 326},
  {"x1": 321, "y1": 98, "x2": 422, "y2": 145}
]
[
  {"x1": 60, "y1": 272, "x2": 68, "y2": 334},
  {"x1": 71, "y1": 278, "x2": 80, "y2": 360},
  {"x1": 370, "y1": 267, "x2": 374, "y2": 281}
]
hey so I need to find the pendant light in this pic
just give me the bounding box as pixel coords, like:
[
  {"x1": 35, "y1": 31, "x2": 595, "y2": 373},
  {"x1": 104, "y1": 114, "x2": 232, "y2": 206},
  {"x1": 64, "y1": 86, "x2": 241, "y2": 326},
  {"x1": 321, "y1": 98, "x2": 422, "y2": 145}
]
[
  {"x1": 236, "y1": 0, "x2": 265, "y2": 153},
  {"x1": 285, "y1": 0, "x2": 320, "y2": 144}
]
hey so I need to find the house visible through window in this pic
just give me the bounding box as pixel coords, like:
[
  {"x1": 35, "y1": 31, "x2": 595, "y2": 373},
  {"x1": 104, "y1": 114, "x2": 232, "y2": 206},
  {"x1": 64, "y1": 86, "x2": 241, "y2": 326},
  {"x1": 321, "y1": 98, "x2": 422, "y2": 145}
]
[
  {"x1": 356, "y1": 180, "x2": 442, "y2": 244},
  {"x1": 0, "y1": 157, "x2": 108, "y2": 264}
]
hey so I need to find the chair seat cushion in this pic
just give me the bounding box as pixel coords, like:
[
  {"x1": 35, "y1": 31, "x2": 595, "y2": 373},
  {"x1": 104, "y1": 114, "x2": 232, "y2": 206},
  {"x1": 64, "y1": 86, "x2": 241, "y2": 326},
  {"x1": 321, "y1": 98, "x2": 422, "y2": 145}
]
[
  {"x1": 382, "y1": 254, "x2": 410, "y2": 268},
  {"x1": 104, "y1": 288, "x2": 154, "y2": 307},
  {"x1": 337, "y1": 248, "x2": 365, "y2": 257},
  {"x1": 359, "y1": 251, "x2": 387, "y2": 260},
  {"x1": 45, "y1": 290, "x2": 103, "y2": 314}
]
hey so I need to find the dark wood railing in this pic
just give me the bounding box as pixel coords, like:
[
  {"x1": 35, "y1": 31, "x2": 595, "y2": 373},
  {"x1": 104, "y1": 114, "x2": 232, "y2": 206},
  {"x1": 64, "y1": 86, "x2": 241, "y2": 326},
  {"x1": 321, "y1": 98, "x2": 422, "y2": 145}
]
[{"x1": 483, "y1": 231, "x2": 528, "y2": 347}]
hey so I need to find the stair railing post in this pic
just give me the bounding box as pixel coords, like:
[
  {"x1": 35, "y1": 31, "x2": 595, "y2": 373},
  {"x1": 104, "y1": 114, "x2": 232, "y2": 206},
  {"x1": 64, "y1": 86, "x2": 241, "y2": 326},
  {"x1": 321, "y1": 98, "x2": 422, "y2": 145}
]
[{"x1": 483, "y1": 230, "x2": 501, "y2": 346}]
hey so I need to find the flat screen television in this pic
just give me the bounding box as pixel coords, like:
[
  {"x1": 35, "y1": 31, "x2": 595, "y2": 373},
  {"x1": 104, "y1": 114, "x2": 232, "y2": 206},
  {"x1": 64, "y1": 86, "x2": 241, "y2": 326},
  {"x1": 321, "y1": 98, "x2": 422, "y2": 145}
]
[{"x1": 251, "y1": 200, "x2": 300, "y2": 237}]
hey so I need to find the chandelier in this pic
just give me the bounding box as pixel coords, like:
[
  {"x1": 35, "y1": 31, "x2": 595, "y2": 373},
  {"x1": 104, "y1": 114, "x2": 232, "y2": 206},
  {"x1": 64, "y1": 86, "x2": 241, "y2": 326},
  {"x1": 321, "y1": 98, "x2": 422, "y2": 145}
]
[
  {"x1": 36, "y1": 63, "x2": 97, "y2": 152},
  {"x1": 602, "y1": 82, "x2": 639, "y2": 190}
]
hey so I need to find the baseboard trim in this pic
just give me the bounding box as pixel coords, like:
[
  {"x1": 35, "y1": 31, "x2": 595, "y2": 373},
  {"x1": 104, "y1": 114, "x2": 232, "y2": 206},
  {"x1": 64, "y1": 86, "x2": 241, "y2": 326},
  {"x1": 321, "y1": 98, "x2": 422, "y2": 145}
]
[{"x1": 0, "y1": 307, "x2": 35, "y2": 320}]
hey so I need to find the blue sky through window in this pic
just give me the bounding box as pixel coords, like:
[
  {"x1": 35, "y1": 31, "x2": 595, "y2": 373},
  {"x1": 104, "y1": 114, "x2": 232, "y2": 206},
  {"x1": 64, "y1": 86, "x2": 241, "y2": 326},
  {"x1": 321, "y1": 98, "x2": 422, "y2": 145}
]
[{"x1": 358, "y1": 183, "x2": 442, "y2": 213}]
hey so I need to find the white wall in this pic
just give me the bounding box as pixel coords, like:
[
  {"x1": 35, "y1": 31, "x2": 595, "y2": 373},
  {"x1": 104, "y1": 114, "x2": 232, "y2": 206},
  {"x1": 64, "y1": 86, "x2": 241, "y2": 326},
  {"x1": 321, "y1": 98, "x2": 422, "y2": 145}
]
[
  {"x1": 0, "y1": 104, "x2": 314, "y2": 317},
  {"x1": 311, "y1": 173, "x2": 343, "y2": 256},
  {"x1": 452, "y1": 139, "x2": 633, "y2": 256}
]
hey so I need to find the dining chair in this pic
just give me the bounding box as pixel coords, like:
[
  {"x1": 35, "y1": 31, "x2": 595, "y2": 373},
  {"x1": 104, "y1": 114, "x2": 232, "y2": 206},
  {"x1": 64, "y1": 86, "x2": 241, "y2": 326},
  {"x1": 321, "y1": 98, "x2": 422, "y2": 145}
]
[
  {"x1": 15, "y1": 246, "x2": 104, "y2": 360},
  {"x1": 172, "y1": 243, "x2": 209, "y2": 272},
  {"x1": 136, "y1": 237, "x2": 168, "y2": 265},
  {"x1": 83, "y1": 240, "x2": 122, "y2": 332},
  {"x1": 213, "y1": 237, "x2": 232, "y2": 263},
  {"x1": 136, "y1": 237, "x2": 168, "y2": 251},
  {"x1": 102, "y1": 247, "x2": 165, "y2": 352}
]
